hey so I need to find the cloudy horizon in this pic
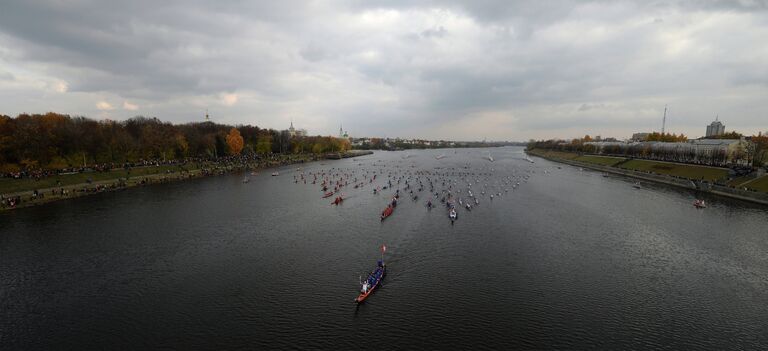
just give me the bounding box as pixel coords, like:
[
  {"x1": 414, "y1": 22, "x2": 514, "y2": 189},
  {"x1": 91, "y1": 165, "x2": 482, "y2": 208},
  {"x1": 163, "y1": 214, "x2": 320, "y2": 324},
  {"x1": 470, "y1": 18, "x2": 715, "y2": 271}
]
[{"x1": 1, "y1": 0, "x2": 767, "y2": 141}]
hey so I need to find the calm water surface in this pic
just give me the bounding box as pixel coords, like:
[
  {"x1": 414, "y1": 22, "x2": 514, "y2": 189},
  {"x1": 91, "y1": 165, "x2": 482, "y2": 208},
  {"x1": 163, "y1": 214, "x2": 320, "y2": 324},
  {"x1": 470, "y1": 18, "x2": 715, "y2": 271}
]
[{"x1": 2, "y1": 147, "x2": 768, "y2": 349}]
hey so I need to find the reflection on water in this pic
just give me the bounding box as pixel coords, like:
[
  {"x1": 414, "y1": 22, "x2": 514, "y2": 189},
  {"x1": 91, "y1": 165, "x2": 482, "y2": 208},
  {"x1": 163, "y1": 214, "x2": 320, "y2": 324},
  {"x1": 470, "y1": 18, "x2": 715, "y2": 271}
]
[{"x1": 2, "y1": 147, "x2": 767, "y2": 349}]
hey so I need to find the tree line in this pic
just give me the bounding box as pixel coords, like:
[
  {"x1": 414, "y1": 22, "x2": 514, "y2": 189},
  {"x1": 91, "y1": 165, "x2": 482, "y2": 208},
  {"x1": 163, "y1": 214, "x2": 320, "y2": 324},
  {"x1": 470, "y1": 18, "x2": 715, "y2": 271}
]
[{"x1": 0, "y1": 113, "x2": 350, "y2": 173}]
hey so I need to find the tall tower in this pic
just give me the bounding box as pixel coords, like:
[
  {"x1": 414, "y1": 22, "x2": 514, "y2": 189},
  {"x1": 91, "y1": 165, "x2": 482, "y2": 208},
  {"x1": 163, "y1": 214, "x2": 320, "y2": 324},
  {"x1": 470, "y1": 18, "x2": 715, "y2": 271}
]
[
  {"x1": 288, "y1": 119, "x2": 296, "y2": 137},
  {"x1": 661, "y1": 105, "x2": 667, "y2": 135},
  {"x1": 339, "y1": 124, "x2": 344, "y2": 138},
  {"x1": 205, "y1": 109, "x2": 210, "y2": 121}
]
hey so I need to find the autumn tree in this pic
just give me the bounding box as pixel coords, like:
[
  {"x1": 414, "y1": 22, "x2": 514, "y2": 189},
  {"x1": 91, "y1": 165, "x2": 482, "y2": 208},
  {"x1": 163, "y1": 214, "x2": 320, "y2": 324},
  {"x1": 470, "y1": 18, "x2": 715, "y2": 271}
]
[
  {"x1": 226, "y1": 128, "x2": 244, "y2": 155},
  {"x1": 752, "y1": 134, "x2": 768, "y2": 167},
  {"x1": 255, "y1": 133, "x2": 272, "y2": 155},
  {"x1": 712, "y1": 131, "x2": 743, "y2": 140}
]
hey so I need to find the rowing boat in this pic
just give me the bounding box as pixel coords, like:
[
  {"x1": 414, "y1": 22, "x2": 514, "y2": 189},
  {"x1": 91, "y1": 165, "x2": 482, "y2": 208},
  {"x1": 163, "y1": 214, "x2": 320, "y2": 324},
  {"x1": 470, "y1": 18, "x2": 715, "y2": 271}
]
[
  {"x1": 380, "y1": 205, "x2": 393, "y2": 220},
  {"x1": 355, "y1": 245, "x2": 387, "y2": 303}
]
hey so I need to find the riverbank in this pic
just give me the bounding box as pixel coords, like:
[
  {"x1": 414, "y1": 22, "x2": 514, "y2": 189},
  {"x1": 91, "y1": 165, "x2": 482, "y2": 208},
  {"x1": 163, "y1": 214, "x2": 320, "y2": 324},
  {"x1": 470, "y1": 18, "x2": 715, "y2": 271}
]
[
  {"x1": 527, "y1": 149, "x2": 768, "y2": 206},
  {"x1": 1, "y1": 152, "x2": 366, "y2": 212}
]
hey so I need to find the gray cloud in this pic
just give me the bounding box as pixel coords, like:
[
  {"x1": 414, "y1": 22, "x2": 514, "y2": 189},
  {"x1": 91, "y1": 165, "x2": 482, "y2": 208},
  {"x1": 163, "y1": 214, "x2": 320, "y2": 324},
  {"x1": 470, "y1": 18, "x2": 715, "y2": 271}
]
[{"x1": 0, "y1": 0, "x2": 767, "y2": 140}]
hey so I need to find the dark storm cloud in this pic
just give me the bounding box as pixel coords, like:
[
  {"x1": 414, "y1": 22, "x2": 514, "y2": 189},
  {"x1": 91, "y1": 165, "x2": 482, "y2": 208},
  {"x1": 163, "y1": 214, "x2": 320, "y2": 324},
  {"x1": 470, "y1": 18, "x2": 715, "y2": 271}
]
[{"x1": 0, "y1": 0, "x2": 767, "y2": 139}]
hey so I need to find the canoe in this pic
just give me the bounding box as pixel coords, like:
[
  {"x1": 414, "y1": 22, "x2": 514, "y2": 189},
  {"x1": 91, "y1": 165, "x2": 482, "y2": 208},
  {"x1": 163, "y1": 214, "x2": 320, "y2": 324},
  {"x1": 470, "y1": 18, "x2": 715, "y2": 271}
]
[
  {"x1": 380, "y1": 206, "x2": 393, "y2": 220},
  {"x1": 355, "y1": 264, "x2": 386, "y2": 303}
]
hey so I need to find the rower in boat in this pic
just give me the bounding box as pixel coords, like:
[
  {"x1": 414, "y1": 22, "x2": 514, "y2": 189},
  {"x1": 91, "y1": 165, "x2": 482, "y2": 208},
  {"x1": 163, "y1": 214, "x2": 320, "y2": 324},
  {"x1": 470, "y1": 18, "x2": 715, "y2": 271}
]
[
  {"x1": 381, "y1": 205, "x2": 394, "y2": 221},
  {"x1": 355, "y1": 245, "x2": 387, "y2": 303}
]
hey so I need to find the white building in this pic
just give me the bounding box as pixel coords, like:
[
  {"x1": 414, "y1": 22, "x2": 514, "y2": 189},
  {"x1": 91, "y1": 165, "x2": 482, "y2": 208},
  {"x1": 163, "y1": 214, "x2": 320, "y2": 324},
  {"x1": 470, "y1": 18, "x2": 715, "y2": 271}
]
[
  {"x1": 705, "y1": 118, "x2": 725, "y2": 137},
  {"x1": 631, "y1": 132, "x2": 650, "y2": 141},
  {"x1": 287, "y1": 120, "x2": 307, "y2": 138},
  {"x1": 338, "y1": 124, "x2": 349, "y2": 139}
]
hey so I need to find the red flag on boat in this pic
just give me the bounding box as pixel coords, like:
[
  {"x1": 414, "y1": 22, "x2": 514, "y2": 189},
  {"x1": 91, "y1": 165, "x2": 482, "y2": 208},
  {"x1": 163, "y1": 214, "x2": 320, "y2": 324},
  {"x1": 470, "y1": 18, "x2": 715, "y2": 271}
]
[{"x1": 381, "y1": 244, "x2": 386, "y2": 253}]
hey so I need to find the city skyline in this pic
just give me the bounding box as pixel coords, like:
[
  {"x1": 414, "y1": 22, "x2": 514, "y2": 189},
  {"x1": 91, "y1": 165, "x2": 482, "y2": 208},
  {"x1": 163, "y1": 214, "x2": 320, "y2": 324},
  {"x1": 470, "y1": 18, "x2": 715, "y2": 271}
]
[{"x1": 1, "y1": 1, "x2": 767, "y2": 140}]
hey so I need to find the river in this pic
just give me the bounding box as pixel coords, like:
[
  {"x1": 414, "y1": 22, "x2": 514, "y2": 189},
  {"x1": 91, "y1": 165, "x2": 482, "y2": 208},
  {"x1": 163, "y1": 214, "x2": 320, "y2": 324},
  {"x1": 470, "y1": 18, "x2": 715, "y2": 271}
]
[{"x1": 2, "y1": 147, "x2": 767, "y2": 349}]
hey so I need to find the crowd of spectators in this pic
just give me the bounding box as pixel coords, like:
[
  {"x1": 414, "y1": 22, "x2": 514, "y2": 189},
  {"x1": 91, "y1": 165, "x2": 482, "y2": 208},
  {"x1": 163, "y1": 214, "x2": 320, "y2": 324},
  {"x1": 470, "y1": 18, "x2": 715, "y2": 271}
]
[{"x1": 1, "y1": 153, "x2": 319, "y2": 210}]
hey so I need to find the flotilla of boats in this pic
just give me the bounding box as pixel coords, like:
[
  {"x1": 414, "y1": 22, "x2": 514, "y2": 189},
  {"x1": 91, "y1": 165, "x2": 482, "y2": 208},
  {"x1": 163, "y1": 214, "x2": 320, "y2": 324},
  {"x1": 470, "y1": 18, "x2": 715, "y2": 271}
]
[{"x1": 284, "y1": 152, "x2": 537, "y2": 304}]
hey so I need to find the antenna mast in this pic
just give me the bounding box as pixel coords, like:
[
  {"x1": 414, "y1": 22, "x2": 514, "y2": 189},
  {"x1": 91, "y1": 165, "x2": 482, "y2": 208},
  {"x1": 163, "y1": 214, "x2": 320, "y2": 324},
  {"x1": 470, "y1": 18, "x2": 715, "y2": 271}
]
[{"x1": 661, "y1": 105, "x2": 667, "y2": 135}]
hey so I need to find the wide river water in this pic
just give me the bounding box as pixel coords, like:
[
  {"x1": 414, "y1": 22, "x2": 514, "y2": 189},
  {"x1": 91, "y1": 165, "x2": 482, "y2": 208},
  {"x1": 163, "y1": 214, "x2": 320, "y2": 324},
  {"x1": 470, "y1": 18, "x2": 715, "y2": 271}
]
[{"x1": 2, "y1": 147, "x2": 768, "y2": 349}]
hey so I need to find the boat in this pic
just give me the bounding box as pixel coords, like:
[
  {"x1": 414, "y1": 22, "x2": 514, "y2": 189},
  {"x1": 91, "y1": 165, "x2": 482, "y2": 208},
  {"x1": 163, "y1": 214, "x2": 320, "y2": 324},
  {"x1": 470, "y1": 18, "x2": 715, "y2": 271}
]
[
  {"x1": 633, "y1": 182, "x2": 642, "y2": 189},
  {"x1": 449, "y1": 208, "x2": 457, "y2": 221},
  {"x1": 332, "y1": 196, "x2": 344, "y2": 205},
  {"x1": 435, "y1": 154, "x2": 446, "y2": 160},
  {"x1": 693, "y1": 199, "x2": 706, "y2": 208},
  {"x1": 242, "y1": 175, "x2": 249, "y2": 183},
  {"x1": 322, "y1": 191, "x2": 335, "y2": 198},
  {"x1": 271, "y1": 171, "x2": 280, "y2": 176},
  {"x1": 355, "y1": 245, "x2": 387, "y2": 303},
  {"x1": 381, "y1": 205, "x2": 394, "y2": 221}
]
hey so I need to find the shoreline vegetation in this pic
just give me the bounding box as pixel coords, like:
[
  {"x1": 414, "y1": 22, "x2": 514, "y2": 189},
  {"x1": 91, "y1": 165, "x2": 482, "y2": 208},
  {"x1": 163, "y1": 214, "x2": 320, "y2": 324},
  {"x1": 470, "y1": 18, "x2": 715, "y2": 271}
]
[
  {"x1": 0, "y1": 151, "x2": 374, "y2": 211},
  {"x1": 0, "y1": 112, "x2": 374, "y2": 211},
  {"x1": 527, "y1": 149, "x2": 768, "y2": 206}
]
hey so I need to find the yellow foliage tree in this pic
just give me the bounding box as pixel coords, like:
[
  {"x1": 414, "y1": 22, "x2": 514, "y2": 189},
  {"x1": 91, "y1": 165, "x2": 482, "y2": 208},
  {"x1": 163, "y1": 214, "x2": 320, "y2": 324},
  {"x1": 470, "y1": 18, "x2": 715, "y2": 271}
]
[{"x1": 226, "y1": 128, "x2": 244, "y2": 155}]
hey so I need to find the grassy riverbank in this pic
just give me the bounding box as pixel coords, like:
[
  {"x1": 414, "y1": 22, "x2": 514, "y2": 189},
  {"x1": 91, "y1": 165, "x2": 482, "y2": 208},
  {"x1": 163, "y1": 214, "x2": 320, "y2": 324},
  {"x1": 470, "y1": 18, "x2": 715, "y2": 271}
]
[
  {"x1": 0, "y1": 165, "x2": 182, "y2": 194},
  {"x1": 617, "y1": 159, "x2": 728, "y2": 182},
  {"x1": 527, "y1": 148, "x2": 768, "y2": 195},
  {"x1": 0, "y1": 154, "x2": 325, "y2": 211}
]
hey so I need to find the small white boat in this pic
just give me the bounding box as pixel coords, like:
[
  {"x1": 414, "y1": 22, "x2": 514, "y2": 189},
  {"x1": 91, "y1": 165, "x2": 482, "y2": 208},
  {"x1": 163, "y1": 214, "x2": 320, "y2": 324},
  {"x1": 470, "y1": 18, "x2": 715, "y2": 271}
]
[{"x1": 271, "y1": 172, "x2": 280, "y2": 176}]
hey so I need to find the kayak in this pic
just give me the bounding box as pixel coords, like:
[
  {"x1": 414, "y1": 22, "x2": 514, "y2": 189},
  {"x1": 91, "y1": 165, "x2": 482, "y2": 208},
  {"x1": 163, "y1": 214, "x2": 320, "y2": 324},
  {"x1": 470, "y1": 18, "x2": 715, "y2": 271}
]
[{"x1": 322, "y1": 191, "x2": 334, "y2": 198}]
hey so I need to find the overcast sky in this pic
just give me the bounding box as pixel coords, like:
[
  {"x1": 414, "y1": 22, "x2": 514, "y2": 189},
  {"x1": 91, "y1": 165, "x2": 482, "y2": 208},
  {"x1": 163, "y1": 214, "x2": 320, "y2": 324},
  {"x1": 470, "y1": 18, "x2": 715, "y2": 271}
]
[{"x1": 1, "y1": 0, "x2": 766, "y2": 140}]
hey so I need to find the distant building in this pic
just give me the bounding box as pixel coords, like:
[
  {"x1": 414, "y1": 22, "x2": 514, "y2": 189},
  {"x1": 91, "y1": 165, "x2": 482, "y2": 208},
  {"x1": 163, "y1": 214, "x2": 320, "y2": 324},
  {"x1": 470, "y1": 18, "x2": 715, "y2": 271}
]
[
  {"x1": 706, "y1": 118, "x2": 725, "y2": 137},
  {"x1": 287, "y1": 120, "x2": 307, "y2": 138},
  {"x1": 339, "y1": 124, "x2": 349, "y2": 139},
  {"x1": 585, "y1": 138, "x2": 751, "y2": 166},
  {"x1": 631, "y1": 132, "x2": 650, "y2": 141}
]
